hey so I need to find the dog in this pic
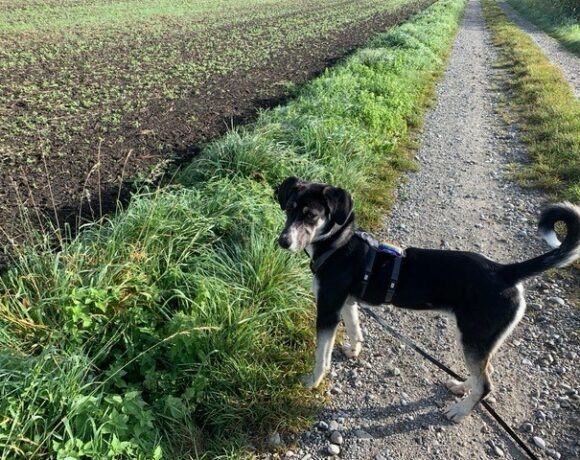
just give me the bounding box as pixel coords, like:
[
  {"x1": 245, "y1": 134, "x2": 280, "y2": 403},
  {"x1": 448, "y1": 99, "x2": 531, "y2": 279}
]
[{"x1": 275, "y1": 176, "x2": 580, "y2": 422}]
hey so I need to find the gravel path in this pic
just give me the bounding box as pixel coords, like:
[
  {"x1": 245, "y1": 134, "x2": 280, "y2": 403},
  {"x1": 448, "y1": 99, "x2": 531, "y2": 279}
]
[
  {"x1": 262, "y1": 1, "x2": 579, "y2": 459},
  {"x1": 497, "y1": 0, "x2": 580, "y2": 98}
]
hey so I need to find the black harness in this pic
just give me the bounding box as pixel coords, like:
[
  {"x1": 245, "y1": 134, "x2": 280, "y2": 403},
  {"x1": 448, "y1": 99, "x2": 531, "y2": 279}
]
[
  {"x1": 309, "y1": 230, "x2": 404, "y2": 304},
  {"x1": 354, "y1": 231, "x2": 404, "y2": 303}
]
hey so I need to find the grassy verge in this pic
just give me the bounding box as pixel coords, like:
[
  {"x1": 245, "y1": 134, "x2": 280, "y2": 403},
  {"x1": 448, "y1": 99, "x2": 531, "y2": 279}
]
[
  {"x1": 505, "y1": 0, "x2": 580, "y2": 55},
  {"x1": 483, "y1": 0, "x2": 580, "y2": 202},
  {"x1": 0, "y1": 0, "x2": 467, "y2": 458}
]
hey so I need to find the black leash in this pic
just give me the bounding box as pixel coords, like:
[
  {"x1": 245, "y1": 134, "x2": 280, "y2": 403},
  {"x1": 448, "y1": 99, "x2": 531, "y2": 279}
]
[{"x1": 361, "y1": 306, "x2": 540, "y2": 460}]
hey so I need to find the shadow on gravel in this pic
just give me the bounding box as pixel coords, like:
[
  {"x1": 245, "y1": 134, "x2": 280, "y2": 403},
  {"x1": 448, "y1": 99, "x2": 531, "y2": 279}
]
[{"x1": 330, "y1": 355, "x2": 529, "y2": 458}]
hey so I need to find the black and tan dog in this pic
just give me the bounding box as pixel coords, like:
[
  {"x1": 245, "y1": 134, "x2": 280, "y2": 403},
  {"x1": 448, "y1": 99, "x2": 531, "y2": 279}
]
[{"x1": 275, "y1": 176, "x2": 580, "y2": 422}]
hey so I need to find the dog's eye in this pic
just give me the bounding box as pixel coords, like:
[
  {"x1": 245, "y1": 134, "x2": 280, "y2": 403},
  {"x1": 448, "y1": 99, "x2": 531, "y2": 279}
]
[{"x1": 305, "y1": 210, "x2": 316, "y2": 219}]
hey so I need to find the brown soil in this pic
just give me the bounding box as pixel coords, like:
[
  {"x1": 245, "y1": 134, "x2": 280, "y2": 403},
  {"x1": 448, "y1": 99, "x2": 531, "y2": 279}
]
[{"x1": 0, "y1": 0, "x2": 434, "y2": 266}]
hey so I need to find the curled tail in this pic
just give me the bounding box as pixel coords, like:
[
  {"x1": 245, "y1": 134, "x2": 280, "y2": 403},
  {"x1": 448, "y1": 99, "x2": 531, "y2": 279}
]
[{"x1": 500, "y1": 202, "x2": 580, "y2": 284}]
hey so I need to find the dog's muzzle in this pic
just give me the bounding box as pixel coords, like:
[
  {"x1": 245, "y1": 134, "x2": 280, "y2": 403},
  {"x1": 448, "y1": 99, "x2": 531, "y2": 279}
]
[{"x1": 278, "y1": 233, "x2": 291, "y2": 249}]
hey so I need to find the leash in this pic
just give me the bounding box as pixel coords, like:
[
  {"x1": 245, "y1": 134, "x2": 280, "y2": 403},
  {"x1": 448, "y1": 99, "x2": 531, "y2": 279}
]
[{"x1": 361, "y1": 306, "x2": 540, "y2": 460}]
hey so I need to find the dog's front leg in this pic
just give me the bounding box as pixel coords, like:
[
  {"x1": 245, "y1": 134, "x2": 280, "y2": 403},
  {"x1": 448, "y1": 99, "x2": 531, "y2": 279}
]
[
  {"x1": 301, "y1": 325, "x2": 339, "y2": 388},
  {"x1": 302, "y1": 286, "x2": 346, "y2": 389},
  {"x1": 341, "y1": 298, "x2": 363, "y2": 359}
]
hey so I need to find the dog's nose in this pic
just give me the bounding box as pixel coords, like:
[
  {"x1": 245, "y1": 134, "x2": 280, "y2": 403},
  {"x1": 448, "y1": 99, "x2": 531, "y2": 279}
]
[{"x1": 278, "y1": 234, "x2": 291, "y2": 249}]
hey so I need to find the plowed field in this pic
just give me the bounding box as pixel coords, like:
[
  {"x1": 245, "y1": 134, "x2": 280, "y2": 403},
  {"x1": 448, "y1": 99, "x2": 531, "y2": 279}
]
[{"x1": 0, "y1": 0, "x2": 433, "y2": 249}]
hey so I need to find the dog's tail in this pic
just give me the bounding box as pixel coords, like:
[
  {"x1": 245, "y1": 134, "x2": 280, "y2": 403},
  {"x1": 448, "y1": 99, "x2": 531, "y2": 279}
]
[{"x1": 499, "y1": 202, "x2": 580, "y2": 284}]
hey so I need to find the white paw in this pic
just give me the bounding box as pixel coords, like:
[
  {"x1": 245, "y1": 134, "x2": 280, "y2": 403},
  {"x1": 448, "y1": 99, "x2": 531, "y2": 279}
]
[
  {"x1": 342, "y1": 342, "x2": 362, "y2": 359},
  {"x1": 445, "y1": 401, "x2": 470, "y2": 423},
  {"x1": 301, "y1": 373, "x2": 320, "y2": 389},
  {"x1": 445, "y1": 379, "x2": 469, "y2": 396}
]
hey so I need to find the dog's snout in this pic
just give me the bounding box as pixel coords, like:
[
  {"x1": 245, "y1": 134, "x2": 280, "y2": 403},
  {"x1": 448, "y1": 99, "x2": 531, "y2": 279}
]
[{"x1": 278, "y1": 234, "x2": 291, "y2": 249}]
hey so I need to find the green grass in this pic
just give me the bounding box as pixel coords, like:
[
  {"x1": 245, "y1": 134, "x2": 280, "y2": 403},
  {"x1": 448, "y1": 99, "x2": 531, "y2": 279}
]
[
  {"x1": 0, "y1": 0, "x2": 467, "y2": 457},
  {"x1": 483, "y1": 0, "x2": 580, "y2": 202},
  {"x1": 505, "y1": 0, "x2": 580, "y2": 55}
]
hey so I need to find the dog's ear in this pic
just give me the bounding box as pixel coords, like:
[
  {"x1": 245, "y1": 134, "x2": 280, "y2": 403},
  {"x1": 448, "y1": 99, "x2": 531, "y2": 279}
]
[
  {"x1": 276, "y1": 176, "x2": 302, "y2": 210},
  {"x1": 323, "y1": 186, "x2": 353, "y2": 225}
]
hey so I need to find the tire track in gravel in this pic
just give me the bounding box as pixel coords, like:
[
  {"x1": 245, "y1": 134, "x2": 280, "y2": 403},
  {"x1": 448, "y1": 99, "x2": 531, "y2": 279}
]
[
  {"x1": 279, "y1": 1, "x2": 579, "y2": 459},
  {"x1": 496, "y1": 0, "x2": 580, "y2": 98}
]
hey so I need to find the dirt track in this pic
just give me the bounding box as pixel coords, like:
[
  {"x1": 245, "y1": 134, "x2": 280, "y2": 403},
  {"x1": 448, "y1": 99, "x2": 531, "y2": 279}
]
[{"x1": 271, "y1": 1, "x2": 579, "y2": 458}]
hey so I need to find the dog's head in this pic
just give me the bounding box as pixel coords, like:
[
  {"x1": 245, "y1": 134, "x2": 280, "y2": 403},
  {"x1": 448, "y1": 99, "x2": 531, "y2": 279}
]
[{"x1": 275, "y1": 176, "x2": 353, "y2": 252}]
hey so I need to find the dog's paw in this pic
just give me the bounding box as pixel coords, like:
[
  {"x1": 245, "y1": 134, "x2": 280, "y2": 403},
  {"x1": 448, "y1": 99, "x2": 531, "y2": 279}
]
[
  {"x1": 445, "y1": 401, "x2": 471, "y2": 423},
  {"x1": 301, "y1": 373, "x2": 320, "y2": 389},
  {"x1": 342, "y1": 342, "x2": 362, "y2": 359},
  {"x1": 445, "y1": 379, "x2": 469, "y2": 396}
]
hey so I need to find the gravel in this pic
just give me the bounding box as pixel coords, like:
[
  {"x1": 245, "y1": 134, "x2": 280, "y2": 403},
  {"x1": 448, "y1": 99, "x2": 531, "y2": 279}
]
[
  {"x1": 260, "y1": 0, "x2": 578, "y2": 459},
  {"x1": 496, "y1": 0, "x2": 580, "y2": 98}
]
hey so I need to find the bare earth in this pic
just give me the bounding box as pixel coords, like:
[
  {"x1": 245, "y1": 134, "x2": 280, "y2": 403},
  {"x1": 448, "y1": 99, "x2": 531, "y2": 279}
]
[
  {"x1": 265, "y1": 1, "x2": 579, "y2": 459},
  {"x1": 497, "y1": 0, "x2": 580, "y2": 98}
]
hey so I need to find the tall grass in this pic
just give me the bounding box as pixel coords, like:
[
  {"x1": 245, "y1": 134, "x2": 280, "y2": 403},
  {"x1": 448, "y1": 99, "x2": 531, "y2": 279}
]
[
  {"x1": 483, "y1": 0, "x2": 580, "y2": 202},
  {"x1": 505, "y1": 0, "x2": 580, "y2": 55},
  {"x1": 0, "y1": 0, "x2": 467, "y2": 457}
]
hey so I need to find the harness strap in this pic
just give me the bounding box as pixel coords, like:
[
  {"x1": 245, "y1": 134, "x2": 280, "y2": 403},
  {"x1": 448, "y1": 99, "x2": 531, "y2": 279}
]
[
  {"x1": 309, "y1": 247, "x2": 338, "y2": 273},
  {"x1": 384, "y1": 254, "x2": 402, "y2": 303},
  {"x1": 359, "y1": 246, "x2": 376, "y2": 299}
]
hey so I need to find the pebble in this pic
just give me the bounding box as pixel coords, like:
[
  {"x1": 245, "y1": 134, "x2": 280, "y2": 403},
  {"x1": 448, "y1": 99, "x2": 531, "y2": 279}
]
[
  {"x1": 327, "y1": 444, "x2": 340, "y2": 456},
  {"x1": 328, "y1": 420, "x2": 339, "y2": 431},
  {"x1": 549, "y1": 297, "x2": 565, "y2": 306},
  {"x1": 521, "y1": 422, "x2": 534, "y2": 433},
  {"x1": 493, "y1": 446, "x2": 505, "y2": 457},
  {"x1": 330, "y1": 431, "x2": 343, "y2": 445},
  {"x1": 354, "y1": 429, "x2": 373, "y2": 439},
  {"x1": 317, "y1": 421, "x2": 329, "y2": 431},
  {"x1": 533, "y1": 436, "x2": 546, "y2": 449}
]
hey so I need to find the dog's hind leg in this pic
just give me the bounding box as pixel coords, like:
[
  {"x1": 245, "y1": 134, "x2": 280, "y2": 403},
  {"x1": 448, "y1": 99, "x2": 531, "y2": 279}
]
[
  {"x1": 445, "y1": 377, "x2": 473, "y2": 396},
  {"x1": 445, "y1": 350, "x2": 492, "y2": 423},
  {"x1": 446, "y1": 288, "x2": 525, "y2": 421},
  {"x1": 341, "y1": 298, "x2": 363, "y2": 359},
  {"x1": 445, "y1": 344, "x2": 477, "y2": 396}
]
